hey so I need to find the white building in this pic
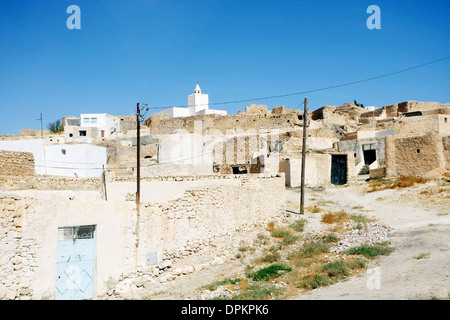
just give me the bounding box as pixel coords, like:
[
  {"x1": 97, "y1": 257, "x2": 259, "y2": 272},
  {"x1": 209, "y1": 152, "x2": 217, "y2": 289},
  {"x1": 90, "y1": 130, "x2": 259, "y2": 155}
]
[
  {"x1": 153, "y1": 84, "x2": 227, "y2": 118},
  {"x1": 0, "y1": 139, "x2": 107, "y2": 178},
  {"x1": 65, "y1": 113, "x2": 120, "y2": 143},
  {"x1": 44, "y1": 144, "x2": 107, "y2": 178}
]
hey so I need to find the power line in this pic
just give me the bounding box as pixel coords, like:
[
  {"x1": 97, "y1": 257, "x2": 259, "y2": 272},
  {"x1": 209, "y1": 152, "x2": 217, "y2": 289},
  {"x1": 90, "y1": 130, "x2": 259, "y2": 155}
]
[{"x1": 145, "y1": 54, "x2": 450, "y2": 110}]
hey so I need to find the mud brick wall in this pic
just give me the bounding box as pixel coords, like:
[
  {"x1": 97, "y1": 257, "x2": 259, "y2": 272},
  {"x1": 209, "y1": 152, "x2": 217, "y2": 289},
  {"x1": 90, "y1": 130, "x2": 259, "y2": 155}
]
[{"x1": 386, "y1": 134, "x2": 445, "y2": 177}]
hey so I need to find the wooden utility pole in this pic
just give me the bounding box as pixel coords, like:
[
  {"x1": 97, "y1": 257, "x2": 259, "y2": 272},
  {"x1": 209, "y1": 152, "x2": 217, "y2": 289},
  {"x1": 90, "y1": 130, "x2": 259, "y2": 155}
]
[
  {"x1": 136, "y1": 103, "x2": 141, "y2": 205},
  {"x1": 36, "y1": 113, "x2": 43, "y2": 138},
  {"x1": 135, "y1": 103, "x2": 141, "y2": 266},
  {"x1": 300, "y1": 97, "x2": 308, "y2": 214},
  {"x1": 102, "y1": 164, "x2": 107, "y2": 201}
]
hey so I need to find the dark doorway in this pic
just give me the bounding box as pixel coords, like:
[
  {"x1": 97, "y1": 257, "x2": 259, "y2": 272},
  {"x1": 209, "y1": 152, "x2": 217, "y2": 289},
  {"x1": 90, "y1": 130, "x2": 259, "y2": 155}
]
[
  {"x1": 331, "y1": 155, "x2": 347, "y2": 185},
  {"x1": 363, "y1": 149, "x2": 376, "y2": 165},
  {"x1": 232, "y1": 166, "x2": 248, "y2": 174},
  {"x1": 362, "y1": 143, "x2": 377, "y2": 165}
]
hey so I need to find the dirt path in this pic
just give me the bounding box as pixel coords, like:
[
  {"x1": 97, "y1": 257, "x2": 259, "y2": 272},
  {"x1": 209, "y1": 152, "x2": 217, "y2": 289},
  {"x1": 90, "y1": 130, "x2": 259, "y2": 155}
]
[
  {"x1": 141, "y1": 179, "x2": 450, "y2": 300},
  {"x1": 292, "y1": 181, "x2": 450, "y2": 300}
]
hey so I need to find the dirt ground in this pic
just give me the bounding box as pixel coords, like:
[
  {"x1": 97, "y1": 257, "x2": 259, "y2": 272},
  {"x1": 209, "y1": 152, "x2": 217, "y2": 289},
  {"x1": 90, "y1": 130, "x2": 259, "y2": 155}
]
[{"x1": 146, "y1": 177, "x2": 450, "y2": 300}]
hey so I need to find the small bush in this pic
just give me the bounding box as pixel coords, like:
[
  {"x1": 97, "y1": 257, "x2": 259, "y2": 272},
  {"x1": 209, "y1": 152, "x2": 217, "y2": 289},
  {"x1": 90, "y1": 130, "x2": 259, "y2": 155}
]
[
  {"x1": 351, "y1": 214, "x2": 371, "y2": 224},
  {"x1": 232, "y1": 284, "x2": 276, "y2": 300},
  {"x1": 299, "y1": 274, "x2": 330, "y2": 289},
  {"x1": 248, "y1": 263, "x2": 292, "y2": 281},
  {"x1": 347, "y1": 258, "x2": 366, "y2": 270},
  {"x1": 299, "y1": 241, "x2": 330, "y2": 258},
  {"x1": 259, "y1": 252, "x2": 280, "y2": 263},
  {"x1": 282, "y1": 234, "x2": 299, "y2": 246},
  {"x1": 321, "y1": 233, "x2": 340, "y2": 243},
  {"x1": 321, "y1": 261, "x2": 348, "y2": 279},
  {"x1": 290, "y1": 219, "x2": 306, "y2": 232},
  {"x1": 266, "y1": 222, "x2": 275, "y2": 232},
  {"x1": 271, "y1": 229, "x2": 291, "y2": 238},
  {"x1": 321, "y1": 211, "x2": 349, "y2": 224},
  {"x1": 238, "y1": 246, "x2": 248, "y2": 252},
  {"x1": 206, "y1": 278, "x2": 243, "y2": 291},
  {"x1": 343, "y1": 244, "x2": 394, "y2": 259}
]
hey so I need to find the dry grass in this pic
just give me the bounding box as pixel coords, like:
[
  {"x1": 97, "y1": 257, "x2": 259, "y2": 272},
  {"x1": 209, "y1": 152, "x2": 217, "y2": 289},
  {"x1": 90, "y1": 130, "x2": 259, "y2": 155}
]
[
  {"x1": 367, "y1": 176, "x2": 427, "y2": 193},
  {"x1": 266, "y1": 221, "x2": 275, "y2": 233},
  {"x1": 321, "y1": 210, "x2": 349, "y2": 224}
]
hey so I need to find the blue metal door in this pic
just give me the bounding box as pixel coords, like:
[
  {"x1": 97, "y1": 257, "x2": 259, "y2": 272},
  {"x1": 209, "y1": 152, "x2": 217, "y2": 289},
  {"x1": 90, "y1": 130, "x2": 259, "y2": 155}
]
[{"x1": 55, "y1": 226, "x2": 96, "y2": 300}]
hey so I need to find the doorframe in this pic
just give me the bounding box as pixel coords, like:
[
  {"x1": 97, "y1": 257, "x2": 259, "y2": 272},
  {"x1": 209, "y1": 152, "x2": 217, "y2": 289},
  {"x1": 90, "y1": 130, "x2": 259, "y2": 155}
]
[{"x1": 55, "y1": 224, "x2": 97, "y2": 300}]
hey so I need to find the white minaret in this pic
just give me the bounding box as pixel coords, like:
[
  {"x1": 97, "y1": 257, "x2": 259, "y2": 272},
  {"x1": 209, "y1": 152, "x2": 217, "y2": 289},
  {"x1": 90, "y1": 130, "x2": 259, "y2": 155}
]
[{"x1": 188, "y1": 83, "x2": 209, "y2": 116}]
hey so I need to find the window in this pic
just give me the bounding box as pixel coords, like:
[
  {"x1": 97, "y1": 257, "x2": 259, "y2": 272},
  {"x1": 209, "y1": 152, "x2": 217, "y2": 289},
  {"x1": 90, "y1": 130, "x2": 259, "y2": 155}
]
[
  {"x1": 69, "y1": 133, "x2": 73, "y2": 138},
  {"x1": 445, "y1": 118, "x2": 448, "y2": 124},
  {"x1": 79, "y1": 130, "x2": 87, "y2": 137},
  {"x1": 417, "y1": 149, "x2": 420, "y2": 154},
  {"x1": 91, "y1": 117, "x2": 97, "y2": 124},
  {"x1": 363, "y1": 143, "x2": 376, "y2": 151},
  {"x1": 61, "y1": 149, "x2": 66, "y2": 155},
  {"x1": 83, "y1": 118, "x2": 90, "y2": 124}
]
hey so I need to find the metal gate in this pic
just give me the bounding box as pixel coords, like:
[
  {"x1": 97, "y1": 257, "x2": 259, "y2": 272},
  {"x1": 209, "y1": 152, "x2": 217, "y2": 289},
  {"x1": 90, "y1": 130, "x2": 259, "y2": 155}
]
[
  {"x1": 331, "y1": 155, "x2": 347, "y2": 185},
  {"x1": 55, "y1": 225, "x2": 96, "y2": 300}
]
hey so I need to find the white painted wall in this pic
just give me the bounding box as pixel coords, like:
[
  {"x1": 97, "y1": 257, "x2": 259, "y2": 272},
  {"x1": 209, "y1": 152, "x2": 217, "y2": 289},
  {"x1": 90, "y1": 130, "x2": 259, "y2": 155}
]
[
  {"x1": 188, "y1": 92, "x2": 209, "y2": 115},
  {"x1": 152, "y1": 107, "x2": 190, "y2": 118},
  {"x1": 79, "y1": 113, "x2": 120, "y2": 138},
  {"x1": 45, "y1": 144, "x2": 107, "y2": 178},
  {"x1": 0, "y1": 140, "x2": 106, "y2": 177}
]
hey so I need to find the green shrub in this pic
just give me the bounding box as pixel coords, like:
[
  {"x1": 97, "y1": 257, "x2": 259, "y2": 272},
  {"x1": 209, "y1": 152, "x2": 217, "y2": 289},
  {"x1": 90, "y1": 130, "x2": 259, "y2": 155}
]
[
  {"x1": 259, "y1": 252, "x2": 280, "y2": 263},
  {"x1": 271, "y1": 229, "x2": 291, "y2": 238},
  {"x1": 299, "y1": 241, "x2": 330, "y2": 258},
  {"x1": 290, "y1": 219, "x2": 306, "y2": 232},
  {"x1": 248, "y1": 263, "x2": 292, "y2": 281},
  {"x1": 232, "y1": 284, "x2": 276, "y2": 300},
  {"x1": 205, "y1": 278, "x2": 243, "y2": 291},
  {"x1": 321, "y1": 261, "x2": 348, "y2": 279},
  {"x1": 282, "y1": 234, "x2": 299, "y2": 246},
  {"x1": 343, "y1": 244, "x2": 394, "y2": 259},
  {"x1": 321, "y1": 234, "x2": 339, "y2": 243},
  {"x1": 347, "y1": 258, "x2": 366, "y2": 270},
  {"x1": 299, "y1": 274, "x2": 330, "y2": 289}
]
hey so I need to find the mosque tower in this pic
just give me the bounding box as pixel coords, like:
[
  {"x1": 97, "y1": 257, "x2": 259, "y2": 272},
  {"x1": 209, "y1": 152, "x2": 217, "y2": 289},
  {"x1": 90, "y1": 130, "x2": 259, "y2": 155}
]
[{"x1": 188, "y1": 83, "x2": 209, "y2": 116}]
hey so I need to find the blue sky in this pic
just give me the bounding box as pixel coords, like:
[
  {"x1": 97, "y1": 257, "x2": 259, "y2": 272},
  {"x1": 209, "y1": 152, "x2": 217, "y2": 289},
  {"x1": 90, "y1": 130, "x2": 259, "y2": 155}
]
[{"x1": 0, "y1": 0, "x2": 449, "y2": 135}]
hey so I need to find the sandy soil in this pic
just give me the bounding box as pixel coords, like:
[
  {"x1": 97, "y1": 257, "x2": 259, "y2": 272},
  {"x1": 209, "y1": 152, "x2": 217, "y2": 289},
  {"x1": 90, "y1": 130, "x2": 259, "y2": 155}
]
[
  {"x1": 146, "y1": 178, "x2": 450, "y2": 300},
  {"x1": 294, "y1": 181, "x2": 450, "y2": 300}
]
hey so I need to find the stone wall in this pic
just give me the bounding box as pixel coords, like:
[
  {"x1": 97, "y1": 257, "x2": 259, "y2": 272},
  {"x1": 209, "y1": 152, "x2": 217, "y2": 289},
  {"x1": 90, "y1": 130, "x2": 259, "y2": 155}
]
[
  {"x1": 394, "y1": 115, "x2": 448, "y2": 138},
  {"x1": 0, "y1": 151, "x2": 35, "y2": 177},
  {"x1": 0, "y1": 195, "x2": 38, "y2": 300},
  {"x1": 385, "y1": 134, "x2": 446, "y2": 177},
  {"x1": 443, "y1": 136, "x2": 450, "y2": 170},
  {"x1": 0, "y1": 173, "x2": 286, "y2": 300},
  {"x1": 0, "y1": 175, "x2": 101, "y2": 191},
  {"x1": 147, "y1": 112, "x2": 303, "y2": 136}
]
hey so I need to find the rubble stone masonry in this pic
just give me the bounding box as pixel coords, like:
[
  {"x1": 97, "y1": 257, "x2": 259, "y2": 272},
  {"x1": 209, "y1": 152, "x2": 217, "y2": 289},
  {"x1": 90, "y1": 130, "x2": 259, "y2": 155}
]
[{"x1": 0, "y1": 151, "x2": 34, "y2": 176}]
